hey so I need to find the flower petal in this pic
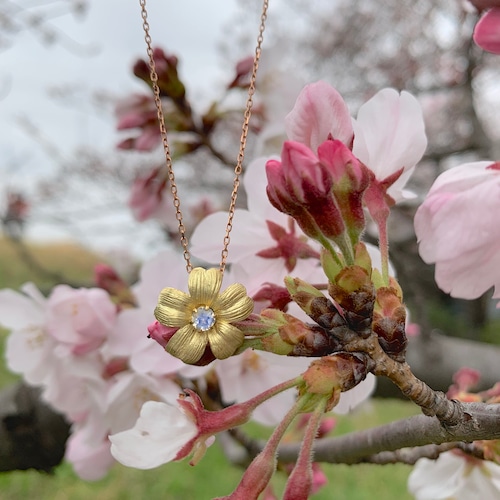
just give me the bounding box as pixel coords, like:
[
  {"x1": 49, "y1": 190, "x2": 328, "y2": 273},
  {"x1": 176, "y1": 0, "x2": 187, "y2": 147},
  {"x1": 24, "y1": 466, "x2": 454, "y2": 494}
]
[
  {"x1": 109, "y1": 400, "x2": 198, "y2": 469},
  {"x1": 188, "y1": 268, "x2": 222, "y2": 306},
  {"x1": 352, "y1": 89, "x2": 427, "y2": 193},
  {"x1": 215, "y1": 284, "x2": 254, "y2": 323},
  {"x1": 207, "y1": 322, "x2": 244, "y2": 360},
  {"x1": 166, "y1": 324, "x2": 207, "y2": 364},
  {"x1": 285, "y1": 81, "x2": 354, "y2": 152}
]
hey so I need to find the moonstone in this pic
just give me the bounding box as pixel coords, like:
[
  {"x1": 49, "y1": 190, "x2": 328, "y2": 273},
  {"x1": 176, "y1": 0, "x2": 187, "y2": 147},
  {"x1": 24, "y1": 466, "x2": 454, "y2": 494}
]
[{"x1": 191, "y1": 306, "x2": 216, "y2": 331}]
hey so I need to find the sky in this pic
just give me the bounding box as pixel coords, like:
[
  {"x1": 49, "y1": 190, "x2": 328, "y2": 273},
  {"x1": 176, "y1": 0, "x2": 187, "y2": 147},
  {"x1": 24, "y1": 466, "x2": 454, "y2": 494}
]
[{"x1": 0, "y1": 0, "x2": 250, "y2": 258}]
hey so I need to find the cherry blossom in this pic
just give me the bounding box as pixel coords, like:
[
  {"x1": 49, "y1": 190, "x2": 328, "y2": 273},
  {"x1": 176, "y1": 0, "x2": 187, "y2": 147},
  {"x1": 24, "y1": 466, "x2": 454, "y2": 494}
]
[
  {"x1": 0, "y1": 283, "x2": 56, "y2": 387},
  {"x1": 128, "y1": 166, "x2": 173, "y2": 223},
  {"x1": 110, "y1": 400, "x2": 199, "y2": 469},
  {"x1": 115, "y1": 93, "x2": 160, "y2": 151},
  {"x1": 285, "y1": 81, "x2": 427, "y2": 201},
  {"x1": 408, "y1": 451, "x2": 500, "y2": 499},
  {"x1": 46, "y1": 284, "x2": 117, "y2": 355},
  {"x1": 65, "y1": 429, "x2": 115, "y2": 481},
  {"x1": 414, "y1": 161, "x2": 500, "y2": 300}
]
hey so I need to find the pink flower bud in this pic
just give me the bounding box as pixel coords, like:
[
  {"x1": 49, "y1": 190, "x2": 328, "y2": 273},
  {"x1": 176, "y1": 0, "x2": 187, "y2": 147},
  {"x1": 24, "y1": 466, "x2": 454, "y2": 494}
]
[
  {"x1": 227, "y1": 55, "x2": 254, "y2": 89},
  {"x1": 266, "y1": 142, "x2": 346, "y2": 242},
  {"x1": 147, "y1": 320, "x2": 177, "y2": 348},
  {"x1": 94, "y1": 264, "x2": 135, "y2": 307},
  {"x1": 474, "y1": 8, "x2": 500, "y2": 54}
]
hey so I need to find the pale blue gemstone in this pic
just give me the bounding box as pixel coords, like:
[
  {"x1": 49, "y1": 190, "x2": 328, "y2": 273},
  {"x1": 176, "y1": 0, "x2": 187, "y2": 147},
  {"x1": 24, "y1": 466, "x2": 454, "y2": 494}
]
[{"x1": 192, "y1": 306, "x2": 216, "y2": 331}]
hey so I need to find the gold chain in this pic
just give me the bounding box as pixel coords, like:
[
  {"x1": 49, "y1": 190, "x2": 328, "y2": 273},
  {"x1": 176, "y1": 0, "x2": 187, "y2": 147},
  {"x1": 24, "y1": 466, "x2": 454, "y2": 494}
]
[{"x1": 139, "y1": 0, "x2": 269, "y2": 274}]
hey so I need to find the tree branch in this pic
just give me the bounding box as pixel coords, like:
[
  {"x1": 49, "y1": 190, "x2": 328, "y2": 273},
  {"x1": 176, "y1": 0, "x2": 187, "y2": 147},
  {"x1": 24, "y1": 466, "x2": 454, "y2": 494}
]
[{"x1": 276, "y1": 402, "x2": 500, "y2": 465}]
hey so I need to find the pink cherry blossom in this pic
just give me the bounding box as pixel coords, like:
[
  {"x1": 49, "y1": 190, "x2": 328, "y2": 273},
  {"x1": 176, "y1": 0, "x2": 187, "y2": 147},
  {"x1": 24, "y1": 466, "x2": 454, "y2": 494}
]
[
  {"x1": 285, "y1": 82, "x2": 427, "y2": 201},
  {"x1": 65, "y1": 429, "x2": 115, "y2": 481},
  {"x1": 215, "y1": 350, "x2": 312, "y2": 426},
  {"x1": 408, "y1": 451, "x2": 500, "y2": 499},
  {"x1": 128, "y1": 167, "x2": 174, "y2": 223},
  {"x1": 352, "y1": 88, "x2": 427, "y2": 200},
  {"x1": 285, "y1": 81, "x2": 353, "y2": 152},
  {"x1": 474, "y1": 8, "x2": 500, "y2": 54},
  {"x1": 46, "y1": 284, "x2": 117, "y2": 355},
  {"x1": 414, "y1": 161, "x2": 500, "y2": 300},
  {"x1": 115, "y1": 93, "x2": 160, "y2": 151},
  {"x1": 0, "y1": 283, "x2": 55, "y2": 386}
]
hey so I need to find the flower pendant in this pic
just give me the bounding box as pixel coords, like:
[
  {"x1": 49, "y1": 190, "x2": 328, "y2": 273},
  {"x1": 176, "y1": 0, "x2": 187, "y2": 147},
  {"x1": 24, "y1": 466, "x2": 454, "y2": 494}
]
[{"x1": 154, "y1": 267, "x2": 254, "y2": 364}]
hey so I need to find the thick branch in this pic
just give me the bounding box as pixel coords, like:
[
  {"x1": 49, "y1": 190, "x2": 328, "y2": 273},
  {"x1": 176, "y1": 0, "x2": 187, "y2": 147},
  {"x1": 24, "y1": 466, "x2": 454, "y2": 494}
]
[{"x1": 276, "y1": 402, "x2": 500, "y2": 464}]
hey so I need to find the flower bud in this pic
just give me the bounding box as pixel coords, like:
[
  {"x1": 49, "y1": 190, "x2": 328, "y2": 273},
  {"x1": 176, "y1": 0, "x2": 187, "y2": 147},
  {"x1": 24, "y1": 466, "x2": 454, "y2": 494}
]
[
  {"x1": 328, "y1": 266, "x2": 375, "y2": 337},
  {"x1": 300, "y1": 353, "x2": 369, "y2": 412},
  {"x1": 94, "y1": 263, "x2": 136, "y2": 307},
  {"x1": 265, "y1": 142, "x2": 347, "y2": 242},
  {"x1": 318, "y1": 139, "x2": 369, "y2": 244},
  {"x1": 372, "y1": 287, "x2": 407, "y2": 361},
  {"x1": 252, "y1": 283, "x2": 292, "y2": 310}
]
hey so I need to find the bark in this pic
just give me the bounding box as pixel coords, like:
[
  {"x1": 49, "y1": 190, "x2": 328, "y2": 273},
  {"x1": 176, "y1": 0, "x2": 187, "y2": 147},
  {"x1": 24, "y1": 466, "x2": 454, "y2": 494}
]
[
  {"x1": 376, "y1": 330, "x2": 500, "y2": 397},
  {"x1": 277, "y1": 401, "x2": 500, "y2": 465}
]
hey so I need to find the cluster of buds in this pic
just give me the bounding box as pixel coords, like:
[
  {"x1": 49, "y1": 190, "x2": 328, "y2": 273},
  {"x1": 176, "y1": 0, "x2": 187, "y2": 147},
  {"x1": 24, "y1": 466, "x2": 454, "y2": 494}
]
[{"x1": 266, "y1": 139, "x2": 369, "y2": 265}]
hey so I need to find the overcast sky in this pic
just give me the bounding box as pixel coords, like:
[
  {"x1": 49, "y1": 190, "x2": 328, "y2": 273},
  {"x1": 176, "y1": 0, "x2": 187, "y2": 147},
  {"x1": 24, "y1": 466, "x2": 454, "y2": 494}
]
[
  {"x1": 0, "y1": 0, "x2": 260, "y2": 256},
  {"x1": 0, "y1": 0, "x2": 243, "y2": 184}
]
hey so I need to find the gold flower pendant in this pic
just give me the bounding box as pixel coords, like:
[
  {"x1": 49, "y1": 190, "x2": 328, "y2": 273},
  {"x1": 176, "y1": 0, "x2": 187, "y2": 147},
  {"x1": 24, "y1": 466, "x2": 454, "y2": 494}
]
[{"x1": 154, "y1": 267, "x2": 254, "y2": 364}]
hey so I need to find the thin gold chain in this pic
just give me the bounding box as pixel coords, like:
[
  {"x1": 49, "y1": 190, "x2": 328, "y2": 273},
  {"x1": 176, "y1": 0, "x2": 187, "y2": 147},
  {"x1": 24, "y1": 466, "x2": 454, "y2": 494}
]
[{"x1": 139, "y1": 0, "x2": 269, "y2": 274}]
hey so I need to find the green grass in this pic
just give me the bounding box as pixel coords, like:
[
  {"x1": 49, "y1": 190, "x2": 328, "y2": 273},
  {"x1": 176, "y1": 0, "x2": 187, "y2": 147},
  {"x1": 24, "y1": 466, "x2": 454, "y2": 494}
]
[{"x1": 0, "y1": 237, "x2": 104, "y2": 292}]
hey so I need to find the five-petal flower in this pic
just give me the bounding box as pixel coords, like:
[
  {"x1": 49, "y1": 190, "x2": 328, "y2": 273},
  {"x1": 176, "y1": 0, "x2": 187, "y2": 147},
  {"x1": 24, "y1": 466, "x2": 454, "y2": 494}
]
[{"x1": 155, "y1": 267, "x2": 254, "y2": 364}]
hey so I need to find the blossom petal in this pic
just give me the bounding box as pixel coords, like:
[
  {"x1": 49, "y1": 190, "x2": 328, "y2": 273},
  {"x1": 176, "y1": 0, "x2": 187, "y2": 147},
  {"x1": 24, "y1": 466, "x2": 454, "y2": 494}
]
[
  {"x1": 215, "y1": 284, "x2": 254, "y2": 323},
  {"x1": 109, "y1": 401, "x2": 197, "y2": 469},
  {"x1": 285, "y1": 81, "x2": 354, "y2": 152},
  {"x1": 207, "y1": 322, "x2": 244, "y2": 360},
  {"x1": 166, "y1": 324, "x2": 207, "y2": 364},
  {"x1": 414, "y1": 162, "x2": 500, "y2": 299},
  {"x1": 334, "y1": 374, "x2": 376, "y2": 414},
  {"x1": 0, "y1": 288, "x2": 45, "y2": 329},
  {"x1": 408, "y1": 454, "x2": 465, "y2": 499},
  {"x1": 352, "y1": 88, "x2": 427, "y2": 198},
  {"x1": 188, "y1": 268, "x2": 222, "y2": 305}
]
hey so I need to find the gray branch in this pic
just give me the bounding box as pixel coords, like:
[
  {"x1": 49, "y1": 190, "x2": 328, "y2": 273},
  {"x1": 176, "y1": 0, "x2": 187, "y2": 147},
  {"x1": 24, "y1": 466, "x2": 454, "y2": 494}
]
[{"x1": 276, "y1": 402, "x2": 500, "y2": 465}]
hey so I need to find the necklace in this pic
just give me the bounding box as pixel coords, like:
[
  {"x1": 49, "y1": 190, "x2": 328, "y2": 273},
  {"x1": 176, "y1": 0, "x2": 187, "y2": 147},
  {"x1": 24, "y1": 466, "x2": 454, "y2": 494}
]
[{"x1": 139, "y1": 0, "x2": 269, "y2": 364}]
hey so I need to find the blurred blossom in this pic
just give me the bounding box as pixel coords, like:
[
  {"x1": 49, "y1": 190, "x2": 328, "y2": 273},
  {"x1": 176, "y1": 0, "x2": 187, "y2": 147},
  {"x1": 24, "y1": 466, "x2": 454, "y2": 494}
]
[
  {"x1": 415, "y1": 161, "x2": 500, "y2": 301},
  {"x1": 408, "y1": 451, "x2": 500, "y2": 499}
]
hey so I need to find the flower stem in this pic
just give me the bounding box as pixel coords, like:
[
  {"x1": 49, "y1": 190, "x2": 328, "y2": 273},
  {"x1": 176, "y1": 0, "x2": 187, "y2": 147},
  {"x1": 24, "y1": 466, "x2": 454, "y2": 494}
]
[
  {"x1": 283, "y1": 398, "x2": 328, "y2": 499},
  {"x1": 224, "y1": 393, "x2": 311, "y2": 500},
  {"x1": 243, "y1": 376, "x2": 303, "y2": 411},
  {"x1": 318, "y1": 236, "x2": 343, "y2": 268},
  {"x1": 376, "y1": 214, "x2": 390, "y2": 285}
]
